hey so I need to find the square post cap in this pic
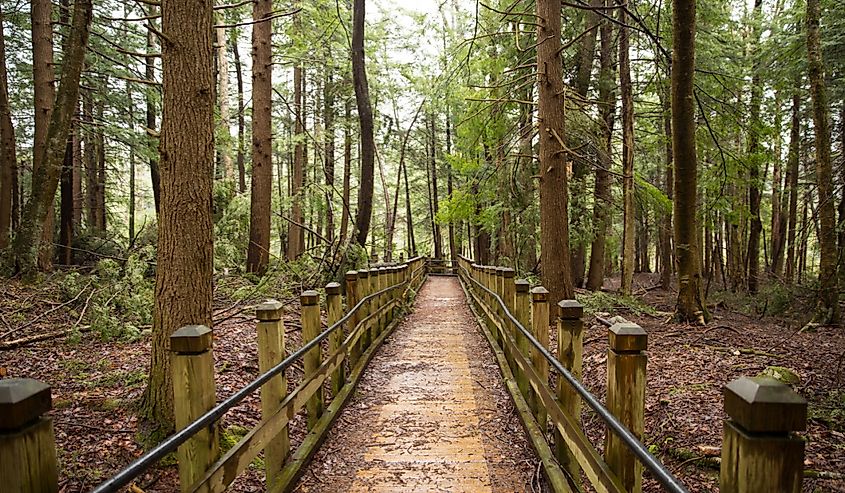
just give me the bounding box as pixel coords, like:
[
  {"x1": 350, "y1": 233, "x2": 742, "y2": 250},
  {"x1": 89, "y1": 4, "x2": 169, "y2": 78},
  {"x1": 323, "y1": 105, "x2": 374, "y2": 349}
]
[
  {"x1": 502, "y1": 268, "x2": 516, "y2": 279},
  {"x1": 515, "y1": 279, "x2": 530, "y2": 293},
  {"x1": 723, "y1": 376, "x2": 807, "y2": 433},
  {"x1": 301, "y1": 290, "x2": 319, "y2": 306},
  {"x1": 358, "y1": 269, "x2": 370, "y2": 279},
  {"x1": 256, "y1": 300, "x2": 284, "y2": 321},
  {"x1": 531, "y1": 286, "x2": 549, "y2": 302},
  {"x1": 345, "y1": 270, "x2": 358, "y2": 281},
  {"x1": 608, "y1": 322, "x2": 647, "y2": 352},
  {"x1": 325, "y1": 282, "x2": 341, "y2": 295},
  {"x1": 0, "y1": 379, "x2": 51, "y2": 431},
  {"x1": 171, "y1": 325, "x2": 212, "y2": 354},
  {"x1": 557, "y1": 299, "x2": 584, "y2": 319}
]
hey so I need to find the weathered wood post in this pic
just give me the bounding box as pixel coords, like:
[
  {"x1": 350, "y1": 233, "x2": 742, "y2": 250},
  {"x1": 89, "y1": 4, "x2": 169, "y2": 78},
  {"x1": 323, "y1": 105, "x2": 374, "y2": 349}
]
[
  {"x1": 345, "y1": 271, "x2": 361, "y2": 367},
  {"x1": 513, "y1": 279, "x2": 532, "y2": 407},
  {"x1": 256, "y1": 300, "x2": 289, "y2": 486},
  {"x1": 357, "y1": 269, "x2": 371, "y2": 350},
  {"x1": 530, "y1": 286, "x2": 550, "y2": 430},
  {"x1": 0, "y1": 378, "x2": 58, "y2": 493},
  {"x1": 555, "y1": 300, "x2": 584, "y2": 479},
  {"x1": 325, "y1": 283, "x2": 345, "y2": 396},
  {"x1": 300, "y1": 290, "x2": 324, "y2": 429},
  {"x1": 605, "y1": 321, "x2": 647, "y2": 493},
  {"x1": 171, "y1": 325, "x2": 219, "y2": 492},
  {"x1": 720, "y1": 377, "x2": 807, "y2": 493}
]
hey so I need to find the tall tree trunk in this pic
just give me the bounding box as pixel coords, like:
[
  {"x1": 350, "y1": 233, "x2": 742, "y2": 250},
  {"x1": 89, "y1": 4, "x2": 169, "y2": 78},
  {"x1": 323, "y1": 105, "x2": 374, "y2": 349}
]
[
  {"x1": 517, "y1": 86, "x2": 537, "y2": 272},
  {"x1": 537, "y1": 0, "x2": 573, "y2": 312},
  {"x1": 784, "y1": 90, "x2": 800, "y2": 284},
  {"x1": 586, "y1": 3, "x2": 615, "y2": 291},
  {"x1": 672, "y1": 0, "x2": 709, "y2": 323},
  {"x1": 246, "y1": 0, "x2": 273, "y2": 273},
  {"x1": 128, "y1": 84, "x2": 136, "y2": 242},
  {"x1": 446, "y1": 110, "x2": 457, "y2": 261},
  {"x1": 216, "y1": 26, "x2": 233, "y2": 181},
  {"x1": 96, "y1": 101, "x2": 106, "y2": 231},
  {"x1": 324, "y1": 61, "x2": 335, "y2": 244},
  {"x1": 0, "y1": 6, "x2": 15, "y2": 249},
  {"x1": 404, "y1": 139, "x2": 416, "y2": 256},
  {"x1": 659, "y1": 80, "x2": 674, "y2": 289},
  {"x1": 770, "y1": 91, "x2": 786, "y2": 277},
  {"x1": 84, "y1": 94, "x2": 97, "y2": 227},
  {"x1": 806, "y1": 0, "x2": 840, "y2": 324},
  {"x1": 72, "y1": 116, "x2": 82, "y2": 228},
  {"x1": 141, "y1": 0, "x2": 214, "y2": 431},
  {"x1": 352, "y1": 0, "x2": 374, "y2": 248},
  {"x1": 570, "y1": 0, "x2": 600, "y2": 287},
  {"x1": 13, "y1": 0, "x2": 92, "y2": 276},
  {"x1": 838, "y1": 101, "x2": 845, "y2": 287},
  {"x1": 59, "y1": 132, "x2": 73, "y2": 264},
  {"x1": 619, "y1": 3, "x2": 635, "y2": 296},
  {"x1": 430, "y1": 115, "x2": 442, "y2": 259},
  {"x1": 746, "y1": 0, "x2": 764, "y2": 294},
  {"x1": 231, "y1": 32, "x2": 246, "y2": 194},
  {"x1": 287, "y1": 45, "x2": 304, "y2": 260},
  {"x1": 145, "y1": 21, "x2": 161, "y2": 213},
  {"x1": 32, "y1": 0, "x2": 56, "y2": 270},
  {"x1": 340, "y1": 97, "x2": 351, "y2": 245}
]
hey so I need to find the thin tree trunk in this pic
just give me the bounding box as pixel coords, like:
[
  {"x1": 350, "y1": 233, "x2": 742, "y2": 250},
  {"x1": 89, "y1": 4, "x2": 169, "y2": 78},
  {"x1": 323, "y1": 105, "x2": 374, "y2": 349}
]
[
  {"x1": 537, "y1": 0, "x2": 574, "y2": 313},
  {"x1": 446, "y1": 109, "x2": 457, "y2": 262},
  {"x1": 784, "y1": 90, "x2": 800, "y2": 284},
  {"x1": 352, "y1": 0, "x2": 374, "y2": 248},
  {"x1": 145, "y1": 20, "x2": 161, "y2": 213},
  {"x1": 0, "y1": 6, "x2": 15, "y2": 249},
  {"x1": 13, "y1": 0, "x2": 92, "y2": 275},
  {"x1": 287, "y1": 49, "x2": 304, "y2": 260},
  {"x1": 746, "y1": 0, "x2": 764, "y2": 294},
  {"x1": 619, "y1": 3, "x2": 635, "y2": 296},
  {"x1": 770, "y1": 91, "x2": 786, "y2": 277},
  {"x1": 59, "y1": 132, "x2": 73, "y2": 264},
  {"x1": 96, "y1": 101, "x2": 106, "y2": 231},
  {"x1": 586, "y1": 3, "x2": 615, "y2": 291},
  {"x1": 232, "y1": 32, "x2": 246, "y2": 194},
  {"x1": 246, "y1": 0, "x2": 273, "y2": 273},
  {"x1": 806, "y1": 0, "x2": 840, "y2": 324},
  {"x1": 430, "y1": 115, "x2": 442, "y2": 259},
  {"x1": 659, "y1": 80, "x2": 673, "y2": 289},
  {"x1": 324, "y1": 60, "x2": 335, "y2": 244},
  {"x1": 340, "y1": 96, "x2": 351, "y2": 245},
  {"x1": 672, "y1": 0, "x2": 709, "y2": 323},
  {"x1": 128, "y1": 83, "x2": 136, "y2": 242},
  {"x1": 216, "y1": 26, "x2": 233, "y2": 181},
  {"x1": 141, "y1": 0, "x2": 214, "y2": 431}
]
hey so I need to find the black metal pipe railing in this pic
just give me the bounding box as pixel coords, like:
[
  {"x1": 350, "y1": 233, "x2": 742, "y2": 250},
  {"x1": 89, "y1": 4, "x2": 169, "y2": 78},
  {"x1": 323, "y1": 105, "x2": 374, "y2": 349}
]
[
  {"x1": 458, "y1": 261, "x2": 688, "y2": 493},
  {"x1": 90, "y1": 261, "x2": 425, "y2": 493}
]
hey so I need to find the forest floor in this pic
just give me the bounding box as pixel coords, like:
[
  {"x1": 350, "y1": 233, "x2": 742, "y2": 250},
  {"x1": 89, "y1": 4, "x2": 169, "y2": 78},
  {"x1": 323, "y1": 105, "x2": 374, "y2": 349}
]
[{"x1": 0, "y1": 272, "x2": 843, "y2": 492}]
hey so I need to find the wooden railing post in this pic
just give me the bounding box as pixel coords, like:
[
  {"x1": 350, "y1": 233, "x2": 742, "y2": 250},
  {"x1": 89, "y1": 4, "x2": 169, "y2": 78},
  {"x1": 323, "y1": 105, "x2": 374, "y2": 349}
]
[
  {"x1": 325, "y1": 283, "x2": 345, "y2": 396},
  {"x1": 605, "y1": 321, "x2": 647, "y2": 493},
  {"x1": 256, "y1": 300, "x2": 289, "y2": 486},
  {"x1": 0, "y1": 378, "x2": 58, "y2": 493},
  {"x1": 513, "y1": 279, "x2": 532, "y2": 407},
  {"x1": 720, "y1": 377, "x2": 806, "y2": 493},
  {"x1": 530, "y1": 286, "x2": 550, "y2": 430},
  {"x1": 345, "y1": 271, "x2": 361, "y2": 367},
  {"x1": 300, "y1": 290, "x2": 324, "y2": 429},
  {"x1": 357, "y1": 269, "x2": 371, "y2": 350},
  {"x1": 555, "y1": 300, "x2": 584, "y2": 479},
  {"x1": 171, "y1": 325, "x2": 219, "y2": 492}
]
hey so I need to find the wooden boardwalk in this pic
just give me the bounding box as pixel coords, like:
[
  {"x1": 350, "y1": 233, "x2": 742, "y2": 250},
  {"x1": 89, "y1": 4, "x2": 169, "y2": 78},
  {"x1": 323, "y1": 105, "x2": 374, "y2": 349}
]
[{"x1": 295, "y1": 276, "x2": 536, "y2": 492}]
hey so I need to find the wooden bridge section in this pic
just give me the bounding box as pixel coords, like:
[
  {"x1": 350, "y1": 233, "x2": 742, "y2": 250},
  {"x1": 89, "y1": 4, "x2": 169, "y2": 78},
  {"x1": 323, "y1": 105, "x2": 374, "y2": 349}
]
[{"x1": 1, "y1": 257, "x2": 811, "y2": 493}]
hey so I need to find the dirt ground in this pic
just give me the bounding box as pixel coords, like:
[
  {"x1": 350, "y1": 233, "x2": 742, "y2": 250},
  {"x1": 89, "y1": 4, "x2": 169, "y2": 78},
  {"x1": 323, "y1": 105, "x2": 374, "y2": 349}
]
[{"x1": 1, "y1": 272, "x2": 843, "y2": 492}]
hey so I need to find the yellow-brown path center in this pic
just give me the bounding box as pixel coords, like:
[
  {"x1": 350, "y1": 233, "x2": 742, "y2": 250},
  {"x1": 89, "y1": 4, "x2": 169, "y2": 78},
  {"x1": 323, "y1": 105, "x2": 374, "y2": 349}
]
[{"x1": 295, "y1": 276, "x2": 535, "y2": 492}]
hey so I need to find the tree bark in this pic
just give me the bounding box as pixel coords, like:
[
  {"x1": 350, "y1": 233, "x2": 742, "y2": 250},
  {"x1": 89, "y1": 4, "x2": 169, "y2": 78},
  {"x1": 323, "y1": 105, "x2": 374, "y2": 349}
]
[
  {"x1": 287, "y1": 40, "x2": 304, "y2": 260},
  {"x1": 672, "y1": 0, "x2": 709, "y2": 323},
  {"x1": 619, "y1": 3, "x2": 635, "y2": 296},
  {"x1": 430, "y1": 115, "x2": 443, "y2": 259},
  {"x1": 586, "y1": 2, "x2": 615, "y2": 291},
  {"x1": 59, "y1": 132, "x2": 73, "y2": 264},
  {"x1": 659, "y1": 80, "x2": 674, "y2": 289},
  {"x1": 95, "y1": 101, "x2": 106, "y2": 231},
  {"x1": 446, "y1": 109, "x2": 457, "y2": 262},
  {"x1": 0, "y1": 6, "x2": 15, "y2": 249},
  {"x1": 340, "y1": 96, "x2": 352, "y2": 245},
  {"x1": 141, "y1": 0, "x2": 214, "y2": 431},
  {"x1": 216, "y1": 26, "x2": 233, "y2": 182},
  {"x1": 537, "y1": 0, "x2": 573, "y2": 312},
  {"x1": 746, "y1": 0, "x2": 764, "y2": 294},
  {"x1": 145, "y1": 18, "x2": 161, "y2": 213},
  {"x1": 770, "y1": 91, "x2": 786, "y2": 277},
  {"x1": 231, "y1": 32, "x2": 246, "y2": 194},
  {"x1": 784, "y1": 90, "x2": 800, "y2": 284},
  {"x1": 352, "y1": 0, "x2": 375, "y2": 248},
  {"x1": 14, "y1": 0, "x2": 91, "y2": 276},
  {"x1": 806, "y1": 0, "x2": 840, "y2": 324},
  {"x1": 32, "y1": 0, "x2": 56, "y2": 270},
  {"x1": 246, "y1": 0, "x2": 273, "y2": 273},
  {"x1": 324, "y1": 61, "x2": 335, "y2": 244}
]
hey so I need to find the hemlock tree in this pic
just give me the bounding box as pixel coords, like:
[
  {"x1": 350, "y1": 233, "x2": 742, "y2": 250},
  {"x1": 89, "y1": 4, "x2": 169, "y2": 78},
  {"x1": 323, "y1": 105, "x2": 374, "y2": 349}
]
[
  {"x1": 672, "y1": 0, "x2": 709, "y2": 323},
  {"x1": 246, "y1": 0, "x2": 273, "y2": 274},
  {"x1": 537, "y1": 0, "x2": 573, "y2": 314},
  {"x1": 806, "y1": 0, "x2": 839, "y2": 326},
  {"x1": 352, "y1": 0, "x2": 375, "y2": 248},
  {"x1": 141, "y1": 0, "x2": 215, "y2": 430}
]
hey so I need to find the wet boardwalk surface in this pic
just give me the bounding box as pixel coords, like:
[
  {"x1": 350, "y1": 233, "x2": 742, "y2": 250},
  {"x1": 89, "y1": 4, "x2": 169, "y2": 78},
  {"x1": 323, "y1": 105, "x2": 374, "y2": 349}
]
[{"x1": 295, "y1": 276, "x2": 537, "y2": 492}]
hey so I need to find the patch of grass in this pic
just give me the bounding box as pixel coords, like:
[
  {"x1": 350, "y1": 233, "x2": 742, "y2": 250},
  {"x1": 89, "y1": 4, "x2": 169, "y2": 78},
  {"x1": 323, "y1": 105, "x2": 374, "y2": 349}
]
[
  {"x1": 809, "y1": 391, "x2": 845, "y2": 432},
  {"x1": 220, "y1": 425, "x2": 264, "y2": 469}
]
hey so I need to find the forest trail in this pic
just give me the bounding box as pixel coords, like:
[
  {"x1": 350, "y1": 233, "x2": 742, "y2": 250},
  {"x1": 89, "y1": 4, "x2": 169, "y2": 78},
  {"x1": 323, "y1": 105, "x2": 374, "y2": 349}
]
[{"x1": 294, "y1": 276, "x2": 537, "y2": 492}]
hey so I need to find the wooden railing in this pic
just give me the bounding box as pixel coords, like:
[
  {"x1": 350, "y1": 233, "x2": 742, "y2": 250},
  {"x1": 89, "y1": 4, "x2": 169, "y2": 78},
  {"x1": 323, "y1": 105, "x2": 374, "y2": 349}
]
[
  {"x1": 456, "y1": 255, "x2": 808, "y2": 493},
  {"x1": 0, "y1": 257, "x2": 427, "y2": 493}
]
